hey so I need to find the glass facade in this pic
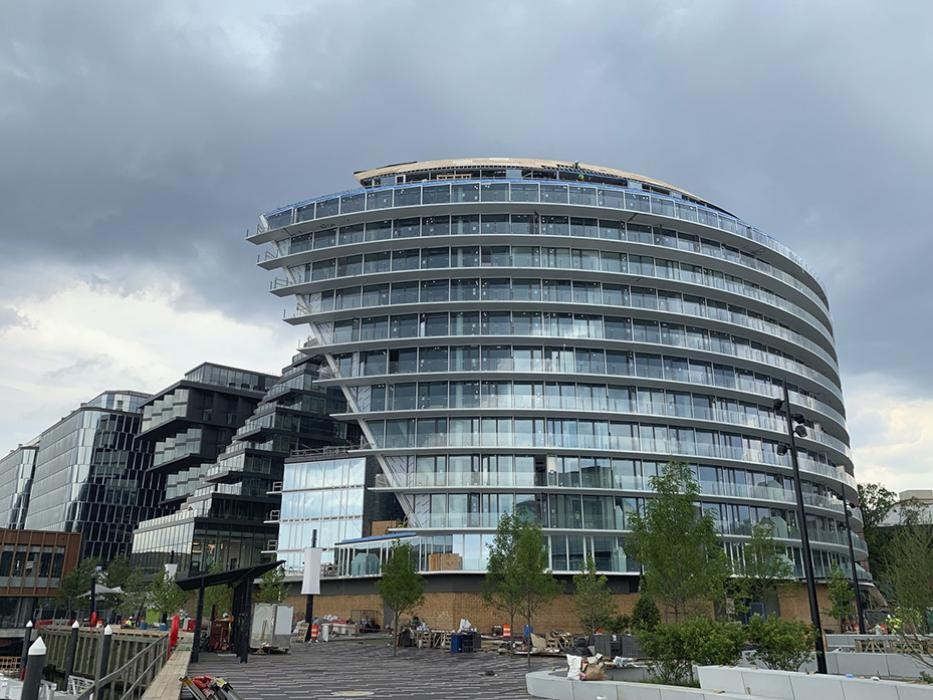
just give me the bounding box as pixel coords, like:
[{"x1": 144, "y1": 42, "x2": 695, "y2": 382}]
[
  {"x1": 0, "y1": 445, "x2": 38, "y2": 529},
  {"x1": 273, "y1": 456, "x2": 367, "y2": 574},
  {"x1": 252, "y1": 159, "x2": 866, "y2": 581},
  {"x1": 21, "y1": 391, "x2": 166, "y2": 563},
  {"x1": 131, "y1": 352, "x2": 354, "y2": 576}
]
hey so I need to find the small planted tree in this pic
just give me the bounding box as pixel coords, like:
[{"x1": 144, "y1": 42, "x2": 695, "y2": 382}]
[
  {"x1": 56, "y1": 557, "x2": 100, "y2": 618},
  {"x1": 257, "y1": 565, "x2": 286, "y2": 604},
  {"x1": 624, "y1": 462, "x2": 731, "y2": 621},
  {"x1": 204, "y1": 564, "x2": 233, "y2": 620},
  {"x1": 884, "y1": 513, "x2": 933, "y2": 673},
  {"x1": 105, "y1": 555, "x2": 134, "y2": 589},
  {"x1": 483, "y1": 512, "x2": 524, "y2": 646},
  {"x1": 377, "y1": 543, "x2": 424, "y2": 656},
  {"x1": 747, "y1": 614, "x2": 815, "y2": 671},
  {"x1": 149, "y1": 569, "x2": 186, "y2": 621},
  {"x1": 632, "y1": 595, "x2": 661, "y2": 631},
  {"x1": 514, "y1": 519, "x2": 561, "y2": 666},
  {"x1": 732, "y1": 520, "x2": 794, "y2": 615},
  {"x1": 573, "y1": 555, "x2": 617, "y2": 636},
  {"x1": 485, "y1": 512, "x2": 560, "y2": 662},
  {"x1": 117, "y1": 569, "x2": 148, "y2": 621},
  {"x1": 827, "y1": 564, "x2": 855, "y2": 631}
]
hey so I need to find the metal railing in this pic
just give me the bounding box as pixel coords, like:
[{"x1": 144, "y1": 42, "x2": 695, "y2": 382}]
[{"x1": 74, "y1": 632, "x2": 169, "y2": 700}]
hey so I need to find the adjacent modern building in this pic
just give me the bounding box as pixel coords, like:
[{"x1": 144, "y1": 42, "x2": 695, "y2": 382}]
[
  {"x1": 21, "y1": 391, "x2": 164, "y2": 563},
  {"x1": 249, "y1": 158, "x2": 866, "y2": 622},
  {"x1": 881, "y1": 489, "x2": 933, "y2": 526},
  {"x1": 132, "y1": 355, "x2": 353, "y2": 576},
  {"x1": 0, "y1": 528, "x2": 81, "y2": 632},
  {"x1": 269, "y1": 451, "x2": 403, "y2": 576},
  {"x1": 129, "y1": 363, "x2": 277, "y2": 574},
  {"x1": 0, "y1": 444, "x2": 38, "y2": 530}
]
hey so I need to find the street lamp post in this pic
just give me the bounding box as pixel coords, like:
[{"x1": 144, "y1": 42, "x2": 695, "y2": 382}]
[
  {"x1": 776, "y1": 382, "x2": 827, "y2": 674},
  {"x1": 843, "y1": 499, "x2": 867, "y2": 634}
]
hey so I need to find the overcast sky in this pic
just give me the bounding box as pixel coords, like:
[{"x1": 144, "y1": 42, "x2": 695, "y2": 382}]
[{"x1": 1, "y1": 1, "x2": 930, "y2": 492}]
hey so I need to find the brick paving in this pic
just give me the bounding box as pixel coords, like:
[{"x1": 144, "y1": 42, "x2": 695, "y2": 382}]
[{"x1": 191, "y1": 637, "x2": 559, "y2": 699}]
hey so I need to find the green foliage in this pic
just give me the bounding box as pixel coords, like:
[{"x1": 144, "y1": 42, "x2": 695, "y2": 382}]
[
  {"x1": 885, "y1": 515, "x2": 933, "y2": 634},
  {"x1": 747, "y1": 614, "x2": 815, "y2": 671},
  {"x1": 513, "y1": 518, "x2": 561, "y2": 637},
  {"x1": 148, "y1": 569, "x2": 186, "y2": 617},
  {"x1": 573, "y1": 555, "x2": 617, "y2": 635},
  {"x1": 56, "y1": 557, "x2": 100, "y2": 615},
  {"x1": 484, "y1": 513, "x2": 561, "y2": 642},
  {"x1": 203, "y1": 564, "x2": 233, "y2": 619},
  {"x1": 116, "y1": 569, "x2": 148, "y2": 619},
  {"x1": 485, "y1": 513, "x2": 560, "y2": 663},
  {"x1": 732, "y1": 520, "x2": 794, "y2": 611},
  {"x1": 377, "y1": 543, "x2": 425, "y2": 655},
  {"x1": 105, "y1": 555, "x2": 133, "y2": 589},
  {"x1": 857, "y1": 482, "x2": 897, "y2": 582},
  {"x1": 632, "y1": 595, "x2": 661, "y2": 631},
  {"x1": 624, "y1": 462, "x2": 731, "y2": 621},
  {"x1": 637, "y1": 617, "x2": 744, "y2": 685},
  {"x1": 607, "y1": 613, "x2": 632, "y2": 634},
  {"x1": 827, "y1": 564, "x2": 855, "y2": 629},
  {"x1": 256, "y1": 566, "x2": 286, "y2": 604}
]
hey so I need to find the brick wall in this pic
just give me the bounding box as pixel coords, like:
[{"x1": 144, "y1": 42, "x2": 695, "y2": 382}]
[{"x1": 283, "y1": 580, "x2": 839, "y2": 634}]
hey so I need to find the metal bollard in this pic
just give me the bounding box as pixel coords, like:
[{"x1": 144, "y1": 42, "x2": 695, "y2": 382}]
[
  {"x1": 61, "y1": 620, "x2": 80, "y2": 690},
  {"x1": 19, "y1": 620, "x2": 33, "y2": 681},
  {"x1": 21, "y1": 637, "x2": 45, "y2": 700},
  {"x1": 95, "y1": 625, "x2": 113, "y2": 700}
]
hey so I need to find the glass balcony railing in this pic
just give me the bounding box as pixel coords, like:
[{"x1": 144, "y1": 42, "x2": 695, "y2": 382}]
[
  {"x1": 290, "y1": 283, "x2": 838, "y2": 372},
  {"x1": 361, "y1": 398, "x2": 850, "y2": 457},
  {"x1": 274, "y1": 247, "x2": 834, "y2": 343},
  {"x1": 256, "y1": 179, "x2": 828, "y2": 303},
  {"x1": 367, "y1": 432, "x2": 857, "y2": 490}
]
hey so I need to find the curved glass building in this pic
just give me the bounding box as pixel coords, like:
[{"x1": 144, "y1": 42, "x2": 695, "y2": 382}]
[{"x1": 249, "y1": 158, "x2": 866, "y2": 588}]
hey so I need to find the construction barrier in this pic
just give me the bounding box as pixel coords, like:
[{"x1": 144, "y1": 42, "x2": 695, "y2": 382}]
[
  {"x1": 310, "y1": 624, "x2": 319, "y2": 642},
  {"x1": 503, "y1": 624, "x2": 511, "y2": 639}
]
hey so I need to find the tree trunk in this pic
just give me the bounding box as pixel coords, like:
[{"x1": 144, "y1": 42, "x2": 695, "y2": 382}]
[
  {"x1": 393, "y1": 611, "x2": 399, "y2": 656},
  {"x1": 509, "y1": 613, "x2": 515, "y2": 655}
]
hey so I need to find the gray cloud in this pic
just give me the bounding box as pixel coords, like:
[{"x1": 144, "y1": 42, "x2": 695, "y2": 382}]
[{"x1": 1, "y1": 0, "x2": 931, "y2": 395}]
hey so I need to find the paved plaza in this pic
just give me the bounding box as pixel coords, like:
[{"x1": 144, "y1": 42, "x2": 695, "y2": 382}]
[{"x1": 191, "y1": 637, "x2": 557, "y2": 700}]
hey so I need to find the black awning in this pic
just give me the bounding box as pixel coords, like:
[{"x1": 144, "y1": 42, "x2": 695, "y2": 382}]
[{"x1": 175, "y1": 560, "x2": 284, "y2": 591}]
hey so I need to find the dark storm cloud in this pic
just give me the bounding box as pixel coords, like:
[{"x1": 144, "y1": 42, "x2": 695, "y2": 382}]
[{"x1": 1, "y1": 0, "x2": 931, "y2": 390}]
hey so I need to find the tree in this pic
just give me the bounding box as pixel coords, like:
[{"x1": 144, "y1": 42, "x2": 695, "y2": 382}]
[
  {"x1": 116, "y1": 569, "x2": 148, "y2": 620},
  {"x1": 203, "y1": 564, "x2": 233, "y2": 620},
  {"x1": 747, "y1": 614, "x2": 815, "y2": 671},
  {"x1": 573, "y1": 555, "x2": 617, "y2": 636},
  {"x1": 857, "y1": 482, "x2": 897, "y2": 581},
  {"x1": 885, "y1": 516, "x2": 933, "y2": 634},
  {"x1": 149, "y1": 570, "x2": 186, "y2": 620},
  {"x1": 623, "y1": 462, "x2": 731, "y2": 621},
  {"x1": 731, "y1": 520, "x2": 794, "y2": 614},
  {"x1": 514, "y1": 519, "x2": 561, "y2": 666},
  {"x1": 827, "y1": 564, "x2": 855, "y2": 631},
  {"x1": 483, "y1": 512, "x2": 525, "y2": 646},
  {"x1": 377, "y1": 543, "x2": 425, "y2": 656},
  {"x1": 105, "y1": 555, "x2": 133, "y2": 589},
  {"x1": 884, "y1": 512, "x2": 933, "y2": 675},
  {"x1": 256, "y1": 566, "x2": 286, "y2": 604},
  {"x1": 56, "y1": 557, "x2": 100, "y2": 618},
  {"x1": 632, "y1": 595, "x2": 661, "y2": 631}
]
